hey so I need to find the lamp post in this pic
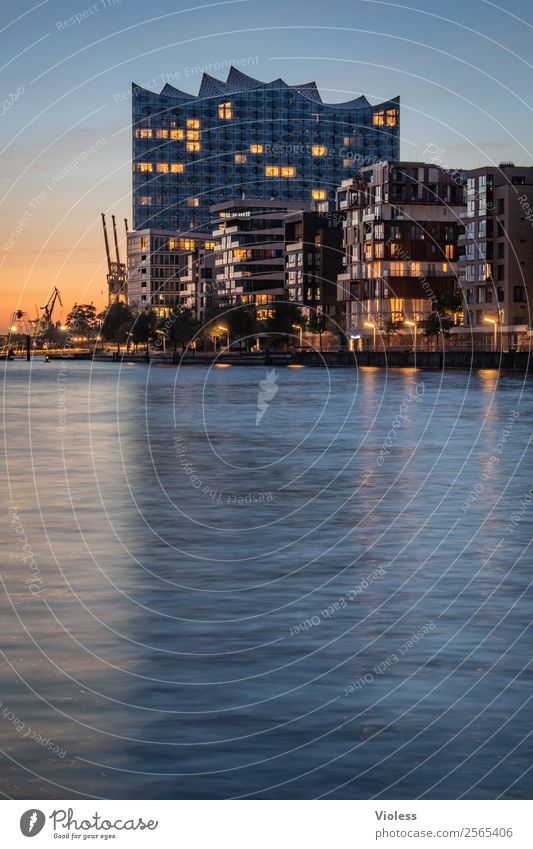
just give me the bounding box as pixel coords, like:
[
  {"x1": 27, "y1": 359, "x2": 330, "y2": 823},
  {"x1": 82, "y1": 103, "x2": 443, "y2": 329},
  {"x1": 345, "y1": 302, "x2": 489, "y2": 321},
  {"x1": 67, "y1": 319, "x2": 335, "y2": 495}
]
[
  {"x1": 364, "y1": 321, "x2": 377, "y2": 351},
  {"x1": 484, "y1": 316, "x2": 497, "y2": 352},
  {"x1": 292, "y1": 323, "x2": 303, "y2": 349},
  {"x1": 216, "y1": 325, "x2": 230, "y2": 350},
  {"x1": 404, "y1": 319, "x2": 417, "y2": 353},
  {"x1": 154, "y1": 329, "x2": 166, "y2": 352}
]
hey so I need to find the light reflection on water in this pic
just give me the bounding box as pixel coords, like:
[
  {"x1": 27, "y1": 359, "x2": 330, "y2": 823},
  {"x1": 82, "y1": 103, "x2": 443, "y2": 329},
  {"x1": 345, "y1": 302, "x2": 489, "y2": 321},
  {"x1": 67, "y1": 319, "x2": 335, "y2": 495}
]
[{"x1": 0, "y1": 361, "x2": 531, "y2": 799}]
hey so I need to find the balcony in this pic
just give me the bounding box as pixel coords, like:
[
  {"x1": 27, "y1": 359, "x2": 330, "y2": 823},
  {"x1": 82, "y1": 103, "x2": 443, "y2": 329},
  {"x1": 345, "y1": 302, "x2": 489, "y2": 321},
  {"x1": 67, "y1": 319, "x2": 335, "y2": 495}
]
[{"x1": 362, "y1": 207, "x2": 383, "y2": 222}]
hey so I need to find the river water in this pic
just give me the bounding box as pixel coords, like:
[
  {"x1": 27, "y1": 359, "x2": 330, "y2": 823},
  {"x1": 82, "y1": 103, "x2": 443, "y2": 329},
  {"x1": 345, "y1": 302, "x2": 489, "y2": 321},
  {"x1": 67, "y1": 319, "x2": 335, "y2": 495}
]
[{"x1": 1, "y1": 361, "x2": 531, "y2": 799}]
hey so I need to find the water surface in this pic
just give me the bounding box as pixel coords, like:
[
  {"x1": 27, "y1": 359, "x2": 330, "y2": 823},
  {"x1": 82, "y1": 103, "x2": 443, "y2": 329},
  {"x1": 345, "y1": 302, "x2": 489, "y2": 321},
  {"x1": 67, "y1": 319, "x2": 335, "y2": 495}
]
[{"x1": 1, "y1": 361, "x2": 531, "y2": 799}]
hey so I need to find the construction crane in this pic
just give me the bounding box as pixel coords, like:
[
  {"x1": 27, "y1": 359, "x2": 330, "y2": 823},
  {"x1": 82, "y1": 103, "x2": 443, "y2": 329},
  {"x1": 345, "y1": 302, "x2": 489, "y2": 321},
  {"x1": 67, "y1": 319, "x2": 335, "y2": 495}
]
[
  {"x1": 101, "y1": 211, "x2": 112, "y2": 276},
  {"x1": 40, "y1": 287, "x2": 62, "y2": 329},
  {"x1": 102, "y1": 212, "x2": 127, "y2": 304},
  {"x1": 112, "y1": 214, "x2": 121, "y2": 267}
]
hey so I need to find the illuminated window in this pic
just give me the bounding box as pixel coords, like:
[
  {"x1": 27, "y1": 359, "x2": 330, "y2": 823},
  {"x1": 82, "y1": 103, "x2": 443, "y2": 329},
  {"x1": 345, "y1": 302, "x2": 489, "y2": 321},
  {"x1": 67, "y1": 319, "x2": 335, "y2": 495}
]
[
  {"x1": 140, "y1": 237, "x2": 148, "y2": 250},
  {"x1": 139, "y1": 196, "x2": 152, "y2": 206},
  {"x1": 156, "y1": 163, "x2": 169, "y2": 173},
  {"x1": 312, "y1": 189, "x2": 327, "y2": 200},
  {"x1": 373, "y1": 110, "x2": 385, "y2": 126},
  {"x1": 386, "y1": 109, "x2": 398, "y2": 127},
  {"x1": 218, "y1": 101, "x2": 232, "y2": 119},
  {"x1": 442, "y1": 262, "x2": 449, "y2": 273},
  {"x1": 265, "y1": 165, "x2": 295, "y2": 178},
  {"x1": 135, "y1": 129, "x2": 152, "y2": 139},
  {"x1": 204, "y1": 241, "x2": 216, "y2": 250},
  {"x1": 250, "y1": 144, "x2": 263, "y2": 154},
  {"x1": 187, "y1": 197, "x2": 200, "y2": 207},
  {"x1": 343, "y1": 159, "x2": 352, "y2": 168},
  {"x1": 137, "y1": 162, "x2": 153, "y2": 172},
  {"x1": 235, "y1": 154, "x2": 247, "y2": 164},
  {"x1": 186, "y1": 119, "x2": 200, "y2": 129},
  {"x1": 155, "y1": 129, "x2": 169, "y2": 139},
  {"x1": 233, "y1": 249, "x2": 251, "y2": 261},
  {"x1": 170, "y1": 163, "x2": 184, "y2": 173},
  {"x1": 179, "y1": 238, "x2": 195, "y2": 250},
  {"x1": 257, "y1": 309, "x2": 274, "y2": 320},
  {"x1": 186, "y1": 142, "x2": 201, "y2": 152},
  {"x1": 170, "y1": 129, "x2": 184, "y2": 140},
  {"x1": 445, "y1": 245, "x2": 454, "y2": 259},
  {"x1": 186, "y1": 130, "x2": 200, "y2": 141},
  {"x1": 312, "y1": 145, "x2": 326, "y2": 157}
]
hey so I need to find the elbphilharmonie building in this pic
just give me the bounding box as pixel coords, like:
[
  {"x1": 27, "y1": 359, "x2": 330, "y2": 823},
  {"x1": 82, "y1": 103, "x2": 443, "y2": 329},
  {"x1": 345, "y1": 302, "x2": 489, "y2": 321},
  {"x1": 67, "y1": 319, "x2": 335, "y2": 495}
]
[{"x1": 132, "y1": 66, "x2": 399, "y2": 233}]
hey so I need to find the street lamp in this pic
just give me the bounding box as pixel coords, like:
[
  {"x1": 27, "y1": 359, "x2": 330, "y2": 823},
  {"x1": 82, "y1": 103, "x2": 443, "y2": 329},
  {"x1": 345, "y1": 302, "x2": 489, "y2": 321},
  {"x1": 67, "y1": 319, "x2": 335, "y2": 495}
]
[
  {"x1": 364, "y1": 321, "x2": 377, "y2": 350},
  {"x1": 215, "y1": 325, "x2": 230, "y2": 350},
  {"x1": 292, "y1": 323, "x2": 303, "y2": 348},
  {"x1": 404, "y1": 319, "x2": 417, "y2": 353},
  {"x1": 484, "y1": 316, "x2": 497, "y2": 352},
  {"x1": 154, "y1": 329, "x2": 166, "y2": 352}
]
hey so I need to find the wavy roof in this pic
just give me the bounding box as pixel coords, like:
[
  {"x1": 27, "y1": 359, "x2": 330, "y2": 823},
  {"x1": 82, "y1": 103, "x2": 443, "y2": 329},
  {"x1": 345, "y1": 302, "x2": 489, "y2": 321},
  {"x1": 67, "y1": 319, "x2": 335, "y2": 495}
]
[{"x1": 134, "y1": 67, "x2": 398, "y2": 110}]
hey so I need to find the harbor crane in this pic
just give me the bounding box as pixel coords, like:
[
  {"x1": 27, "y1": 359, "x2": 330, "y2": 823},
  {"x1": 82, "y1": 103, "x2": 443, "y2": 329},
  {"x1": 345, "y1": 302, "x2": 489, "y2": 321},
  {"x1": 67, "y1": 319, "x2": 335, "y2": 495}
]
[
  {"x1": 40, "y1": 286, "x2": 62, "y2": 329},
  {"x1": 101, "y1": 212, "x2": 127, "y2": 304}
]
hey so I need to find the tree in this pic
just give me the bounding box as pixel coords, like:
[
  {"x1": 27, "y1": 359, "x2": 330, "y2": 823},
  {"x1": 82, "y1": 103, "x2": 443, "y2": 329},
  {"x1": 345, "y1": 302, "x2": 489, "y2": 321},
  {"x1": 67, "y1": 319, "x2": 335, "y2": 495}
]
[
  {"x1": 226, "y1": 305, "x2": 258, "y2": 351},
  {"x1": 117, "y1": 320, "x2": 134, "y2": 352},
  {"x1": 421, "y1": 311, "x2": 453, "y2": 349},
  {"x1": 383, "y1": 318, "x2": 404, "y2": 348},
  {"x1": 66, "y1": 303, "x2": 98, "y2": 338},
  {"x1": 421, "y1": 291, "x2": 463, "y2": 350},
  {"x1": 264, "y1": 302, "x2": 304, "y2": 349},
  {"x1": 306, "y1": 311, "x2": 328, "y2": 351},
  {"x1": 434, "y1": 291, "x2": 464, "y2": 318},
  {"x1": 131, "y1": 308, "x2": 157, "y2": 353},
  {"x1": 160, "y1": 307, "x2": 201, "y2": 352},
  {"x1": 98, "y1": 301, "x2": 134, "y2": 352}
]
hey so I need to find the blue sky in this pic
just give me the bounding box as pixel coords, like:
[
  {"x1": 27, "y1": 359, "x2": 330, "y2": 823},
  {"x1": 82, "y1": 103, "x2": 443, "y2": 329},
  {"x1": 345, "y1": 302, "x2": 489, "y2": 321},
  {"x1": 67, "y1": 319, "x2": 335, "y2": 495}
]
[{"x1": 1, "y1": 0, "x2": 532, "y2": 326}]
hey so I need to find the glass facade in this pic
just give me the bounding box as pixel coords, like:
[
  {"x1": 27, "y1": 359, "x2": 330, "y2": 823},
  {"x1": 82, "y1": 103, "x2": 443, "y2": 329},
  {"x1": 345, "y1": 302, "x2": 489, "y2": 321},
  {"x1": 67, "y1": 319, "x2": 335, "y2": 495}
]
[{"x1": 132, "y1": 67, "x2": 399, "y2": 233}]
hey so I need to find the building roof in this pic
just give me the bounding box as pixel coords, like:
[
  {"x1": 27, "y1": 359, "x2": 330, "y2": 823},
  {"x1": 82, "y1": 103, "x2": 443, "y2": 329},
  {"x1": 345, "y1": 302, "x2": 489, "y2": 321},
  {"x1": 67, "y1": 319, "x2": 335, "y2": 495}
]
[{"x1": 133, "y1": 66, "x2": 398, "y2": 110}]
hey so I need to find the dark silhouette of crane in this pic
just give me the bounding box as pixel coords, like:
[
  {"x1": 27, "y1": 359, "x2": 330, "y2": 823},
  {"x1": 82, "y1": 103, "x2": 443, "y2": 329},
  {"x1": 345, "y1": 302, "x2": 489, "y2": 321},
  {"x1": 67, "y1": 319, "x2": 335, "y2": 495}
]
[
  {"x1": 41, "y1": 287, "x2": 62, "y2": 327},
  {"x1": 101, "y1": 212, "x2": 127, "y2": 304}
]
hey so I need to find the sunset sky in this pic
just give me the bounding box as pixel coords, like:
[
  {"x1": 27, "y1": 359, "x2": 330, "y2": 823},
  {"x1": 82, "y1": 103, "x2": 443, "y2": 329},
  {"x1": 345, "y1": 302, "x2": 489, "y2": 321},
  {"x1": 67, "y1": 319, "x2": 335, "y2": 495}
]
[{"x1": 2, "y1": 0, "x2": 532, "y2": 331}]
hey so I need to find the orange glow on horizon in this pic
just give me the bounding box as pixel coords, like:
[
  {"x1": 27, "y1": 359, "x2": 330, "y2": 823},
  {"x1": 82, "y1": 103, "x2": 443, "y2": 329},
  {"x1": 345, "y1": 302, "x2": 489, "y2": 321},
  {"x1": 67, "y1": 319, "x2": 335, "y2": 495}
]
[{"x1": 2, "y1": 209, "x2": 128, "y2": 332}]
